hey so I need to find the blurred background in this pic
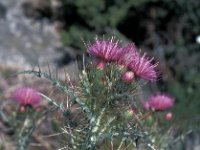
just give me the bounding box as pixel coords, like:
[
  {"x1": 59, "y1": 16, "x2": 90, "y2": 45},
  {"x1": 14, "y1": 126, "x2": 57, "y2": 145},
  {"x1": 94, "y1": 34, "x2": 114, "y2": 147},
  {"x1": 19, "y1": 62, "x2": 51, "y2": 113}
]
[{"x1": 0, "y1": 0, "x2": 200, "y2": 149}]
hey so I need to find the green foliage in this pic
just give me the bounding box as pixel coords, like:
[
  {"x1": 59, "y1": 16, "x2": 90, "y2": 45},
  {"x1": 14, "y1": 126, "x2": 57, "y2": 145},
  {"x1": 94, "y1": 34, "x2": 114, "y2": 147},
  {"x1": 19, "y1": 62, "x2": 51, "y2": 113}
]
[
  {"x1": 8, "y1": 0, "x2": 200, "y2": 148},
  {"x1": 60, "y1": 0, "x2": 156, "y2": 48},
  {"x1": 161, "y1": 44, "x2": 200, "y2": 131},
  {"x1": 61, "y1": 26, "x2": 94, "y2": 50},
  {"x1": 18, "y1": 60, "x2": 176, "y2": 150}
]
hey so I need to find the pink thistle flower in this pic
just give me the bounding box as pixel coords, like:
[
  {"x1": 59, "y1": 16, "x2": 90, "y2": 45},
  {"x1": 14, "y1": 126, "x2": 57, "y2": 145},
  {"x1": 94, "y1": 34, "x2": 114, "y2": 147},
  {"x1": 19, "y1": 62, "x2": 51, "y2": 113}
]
[
  {"x1": 144, "y1": 94, "x2": 174, "y2": 111},
  {"x1": 129, "y1": 53, "x2": 158, "y2": 81},
  {"x1": 13, "y1": 87, "x2": 41, "y2": 107},
  {"x1": 119, "y1": 44, "x2": 158, "y2": 81},
  {"x1": 87, "y1": 37, "x2": 123, "y2": 63},
  {"x1": 118, "y1": 43, "x2": 139, "y2": 66}
]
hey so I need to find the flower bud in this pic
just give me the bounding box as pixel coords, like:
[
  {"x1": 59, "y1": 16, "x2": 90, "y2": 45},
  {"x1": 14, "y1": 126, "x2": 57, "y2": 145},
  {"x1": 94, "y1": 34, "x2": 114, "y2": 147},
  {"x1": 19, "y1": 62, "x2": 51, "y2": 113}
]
[
  {"x1": 121, "y1": 71, "x2": 134, "y2": 83},
  {"x1": 19, "y1": 106, "x2": 26, "y2": 112},
  {"x1": 165, "y1": 112, "x2": 173, "y2": 121},
  {"x1": 124, "y1": 109, "x2": 134, "y2": 119},
  {"x1": 97, "y1": 61, "x2": 106, "y2": 70}
]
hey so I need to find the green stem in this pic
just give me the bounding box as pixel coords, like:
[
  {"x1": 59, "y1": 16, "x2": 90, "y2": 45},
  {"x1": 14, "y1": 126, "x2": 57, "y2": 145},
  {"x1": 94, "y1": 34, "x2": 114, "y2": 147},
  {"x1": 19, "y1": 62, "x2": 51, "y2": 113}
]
[
  {"x1": 17, "y1": 116, "x2": 35, "y2": 150},
  {"x1": 39, "y1": 93, "x2": 65, "y2": 112},
  {"x1": 18, "y1": 70, "x2": 92, "y2": 118},
  {"x1": 117, "y1": 138, "x2": 126, "y2": 150}
]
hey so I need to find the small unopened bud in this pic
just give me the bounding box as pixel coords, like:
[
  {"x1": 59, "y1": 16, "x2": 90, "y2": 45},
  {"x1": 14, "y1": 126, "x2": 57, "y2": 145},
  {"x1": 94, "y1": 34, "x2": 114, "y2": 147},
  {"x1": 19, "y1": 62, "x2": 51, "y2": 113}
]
[
  {"x1": 143, "y1": 102, "x2": 150, "y2": 110},
  {"x1": 165, "y1": 112, "x2": 173, "y2": 121},
  {"x1": 121, "y1": 71, "x2": 134, "y2": 83},
  {"x1": 19, "y1": 106, "x2": 25, "y2": 112},
  {"x1": 36, "y1": 106, "x2": 43, "y2": 112},
  {"x1": 97, "y1": 61, "x2": 106, "y2": 70},
  {"x1": 124, "y1": 109, "x2": 134, "y2": 119}
]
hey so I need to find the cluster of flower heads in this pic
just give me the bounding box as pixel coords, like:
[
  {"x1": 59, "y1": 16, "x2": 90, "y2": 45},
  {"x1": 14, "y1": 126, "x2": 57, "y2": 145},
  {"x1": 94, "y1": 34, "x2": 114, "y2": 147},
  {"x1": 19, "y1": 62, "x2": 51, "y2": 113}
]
[
  {"x1": 144, "y1": 93, "x2": 174, "y2": 111},
  {"x1": 87, "y1": 37, "x2": 158, "y2": 82},
  {"x1": 143, "y1": 93, "x2": 175, "y2": 121},
  {"x1": 13, "y1": 87, "x2": 41, "y2": 111}
]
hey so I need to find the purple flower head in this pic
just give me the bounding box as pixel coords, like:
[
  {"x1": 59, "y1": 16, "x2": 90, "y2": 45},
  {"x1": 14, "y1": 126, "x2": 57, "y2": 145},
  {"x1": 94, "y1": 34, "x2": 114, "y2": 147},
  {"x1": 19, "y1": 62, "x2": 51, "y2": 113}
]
[
  {"x1": 13, "y1": 87, "x2": 41, "y2": 107},
  {"x1": 144, "y1": 93, "x2": 175, "y2": 111},
  {"x1": 119, "y1": 44, "x2": 158, "y2": 81},
  {"x1": 129, "y1": 53, "x2": 158, "y2": 81},
  {"x1": 87, "y1": 37, "x2": 123, "y2": 63},
  {"x1": 118, "y1": 43, "x2": 138, "y2": 66}
]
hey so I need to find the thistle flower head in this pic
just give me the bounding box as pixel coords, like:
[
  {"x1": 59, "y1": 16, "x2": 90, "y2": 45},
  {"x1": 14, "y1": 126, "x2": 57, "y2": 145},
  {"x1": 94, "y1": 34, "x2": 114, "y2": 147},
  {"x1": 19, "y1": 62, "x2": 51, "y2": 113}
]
[
  {"x1": 13, "y1": 87, "x2": 41, "y2": 107},
  {"x1": 119, "y1": 44, "x2": 158, "y2": 81},
  {"x1": 118, "y1": 43, "x2": 138, "y2": 66},
  {"x1": 129, "y1": 53, "x2": 158, "y2": 81},
  {"x1": 87, "y1": 37, "x2": 123, "y2": 63},
  {"x1": 144, "y1": 93, "x2": 174, "y2": 111}
]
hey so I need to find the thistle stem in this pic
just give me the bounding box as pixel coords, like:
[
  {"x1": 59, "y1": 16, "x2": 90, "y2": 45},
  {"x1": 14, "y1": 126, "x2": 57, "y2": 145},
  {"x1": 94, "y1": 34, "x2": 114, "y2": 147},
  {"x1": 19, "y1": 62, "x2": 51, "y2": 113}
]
[{"x1": 17, "y1": 116, "x2": 34, "y2": 150}]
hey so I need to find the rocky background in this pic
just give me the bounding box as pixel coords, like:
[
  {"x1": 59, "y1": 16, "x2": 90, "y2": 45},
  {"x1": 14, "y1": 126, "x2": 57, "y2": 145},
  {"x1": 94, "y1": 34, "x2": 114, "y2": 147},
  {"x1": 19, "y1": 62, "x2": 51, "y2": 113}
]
[
  {"x1": 0, "y1": 0, "x2": 200, "y2": 149},
  {"x1": 0, "y1": 0, "x2": 78, "y2": 75}
]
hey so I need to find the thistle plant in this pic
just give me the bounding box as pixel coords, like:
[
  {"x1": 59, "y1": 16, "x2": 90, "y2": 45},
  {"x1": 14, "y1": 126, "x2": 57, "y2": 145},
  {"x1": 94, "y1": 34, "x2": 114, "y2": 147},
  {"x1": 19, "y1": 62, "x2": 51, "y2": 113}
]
[
  {"x1": 14, "y1": 36, "x2": 175, "y2": 150},
  {"x1": 11, "y1": 87, "x2": 42, "y2": 150}
]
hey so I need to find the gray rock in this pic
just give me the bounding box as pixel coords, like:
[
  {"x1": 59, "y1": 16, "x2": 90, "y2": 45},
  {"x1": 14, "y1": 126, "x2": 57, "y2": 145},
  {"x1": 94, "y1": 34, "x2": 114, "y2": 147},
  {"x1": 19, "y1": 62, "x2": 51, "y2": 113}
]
[
  {"x1": 0, "y1": 0, "x2": 63, "y2": 69},
  {"x1": 21, "y1": 0, "x2": 51, "y2": 19}
]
